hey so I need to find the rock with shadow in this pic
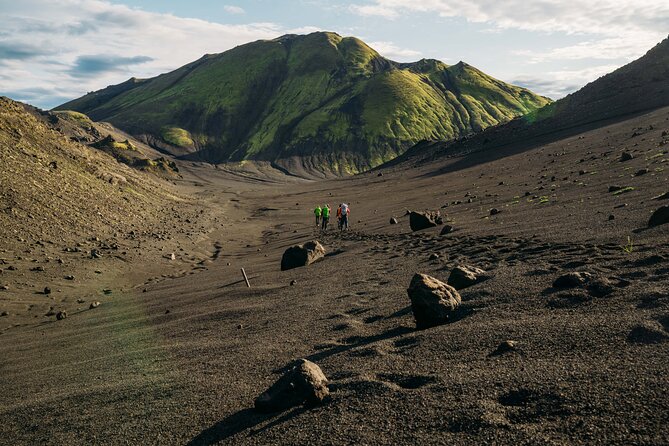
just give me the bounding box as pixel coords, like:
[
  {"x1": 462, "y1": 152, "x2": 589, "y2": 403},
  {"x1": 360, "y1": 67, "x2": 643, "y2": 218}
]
[
  {"x1": 280, "y1": 241, "x2": 326, "y2": 271},
  {"x1": 409, "y1": 211, "x2": 442, "y2": 231},
  {"x1": 254, "y1": 359, "x2": 329, "y2": 413},
  {"x1": 407, "y1": 273, "x2": 461, "y2": 329}
]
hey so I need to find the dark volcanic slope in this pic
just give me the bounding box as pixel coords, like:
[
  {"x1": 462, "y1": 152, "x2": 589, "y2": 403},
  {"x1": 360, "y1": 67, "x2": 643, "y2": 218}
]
[
  {"x1": 56, "y1": 32, "x2": 549, "y2": 175},
  {"x1": 396, "y1": 35, "x2": 669, "y2": 166},
  {"x1": 1, "y1": 99, "x2": 668, "y2": 444}
]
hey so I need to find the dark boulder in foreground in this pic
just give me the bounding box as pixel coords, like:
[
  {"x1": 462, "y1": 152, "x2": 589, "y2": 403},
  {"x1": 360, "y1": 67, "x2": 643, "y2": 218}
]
[
  {"x1": 254, "y1": 359, "x2": 329, "y2": 413},
  {"x1": 407, "y1": 273, "x2": 461, "y2": 329},
  {"x1": 281, "y1": 241, "x2": 326, "y2": 271},
  {"x1": 409, "y1": 211, "x2": 442, "y2": 231},
  {"x1": 648, "y1": 206, "x2": 669, "y2": 227},
  {"x1": 448, "y1": 265, "x2": 488, "y2": 290}
]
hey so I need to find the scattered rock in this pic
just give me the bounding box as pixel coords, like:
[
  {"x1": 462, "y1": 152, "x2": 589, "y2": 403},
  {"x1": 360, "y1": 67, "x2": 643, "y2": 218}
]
[
  {"x1": 490, "y1": 340, "x2": 518, "y2": 356},
  {"x1": 389, "y1": 217, "x2": 398, "y2": 225},
  {"x1": 635, "y1": 168, "x2": 649, "y2": 176},
  {"x1": 409, "y1": 211, "x2": 441, "y2": 231},
  {"x1": 56, "y1": 311, "x2": 67, "y2": 320},
  {"x1": 165, "y1": 309, "x2": 170, "y2": 314},
  {"x1": 489, "y1": 208, "x2": 500, "y2": 216},
  {"x1": 552, "y1": 272, "x2": 593, "y2": 289},
  {"x1": 429, "y1": 253, "x2": 440, "y2": 261},
  {"x1": 170, "y1": 253, "x2": 176, "y2": 261},
  {"x1": 0, "y1": 285, "x2": 8, "y2": 291},
  {"x1": 254, "y1": 359, "x2": 329, "y2": 413},
  {"x1": 648, "y1": 206, "x2": 669, "y2": 227},
  {"x1": 103, "y1": 289, "x2": 112, "y2": 295},
  {"x1": 448, "y1": 265, "x2": 488, "y2": 290},
  {"x1": 290, "y1": 280, "x2": 297, "y2": 286},
  {"x1": 1, "y1": 311, "x2": 8, "y2": 317},
  {"x1": 627, "y1": 322, "x2": 668, "y2": 344},
  {"x1": 440, "y1": 225, "x2": 453, "y2": 235},
  {"x1": 89, "y1": 301, "x2": 101, "y2": 309},
  {"x1": 64, "y1": 275, "x2": 75, "y2": 280},
  {"x1": 44, "y1": 287, "x2": 51, "y2": 295},
  {"x1": 587, "y1": 277, "x2": 615, "y2": 297},
  {"x1": 31, "y1": 266, "x2": 45, "y2": 272},
  {"x1": 620, "y1": 152, "x2": 633, "y2": 162},
  {"x1": 608, "y1": 185, "x2": 623, "y2": 193},
  {"x1": 90, "y1": 249, "x2": 102, "y2": 259},
  {"x1": 280, "y1": 241, "x2": 326, "y2": 271},
  {"x1": 407, "y1": 273, "x2": 461, "y2": 329},
  {"x1": 653, "y1": 192, "x2": 669, "y2": 200},
  {"x1": 608, "y1": 214, "x2": 615, "y2": 221}
]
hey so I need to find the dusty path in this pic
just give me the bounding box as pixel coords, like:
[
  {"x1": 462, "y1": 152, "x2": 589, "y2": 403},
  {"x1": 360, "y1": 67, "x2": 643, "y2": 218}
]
[{"x1": 1, "y1": 107, "x2": 669, "y2": 445}]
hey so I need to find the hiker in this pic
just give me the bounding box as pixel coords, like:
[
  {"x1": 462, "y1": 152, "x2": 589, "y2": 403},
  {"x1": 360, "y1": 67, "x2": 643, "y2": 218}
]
[
  {"x1": 314, "y1": 205, "x2": 322, "y2": 227},
  {"x1": 321, "y1": 204, "x2": 330, "y2": 231},
  {"x1": 336, "y1": 204, "x2": 342, "y2": 230},
  {"x1": 340, "y1": 202, "x2": 350, "y2": 230}
]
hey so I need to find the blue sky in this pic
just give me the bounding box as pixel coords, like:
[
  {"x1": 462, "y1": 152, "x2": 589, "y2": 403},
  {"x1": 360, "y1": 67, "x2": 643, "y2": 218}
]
[{"x1": 1, "y1": 0, "x2": 668, "y2": 109}]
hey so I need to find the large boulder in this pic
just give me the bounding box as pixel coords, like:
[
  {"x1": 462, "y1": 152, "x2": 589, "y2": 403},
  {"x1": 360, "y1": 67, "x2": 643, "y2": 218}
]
[
  {"x1": 447, "y1": 265, "x2": 488, "y2": 290},
  {"x1": 280, "y1": 241, "x2": 326, "y2": 271},
  {"x1": 409, "y1": 211, "x2": 441, "y2": 231},
  {"x1": 648, "y1": 206, "x2": 669, "y2": 227},
  {"x1": 407, "y1": 273, "x2": 461, "y2": 329},
  {"x1": 552, "y1": 271, "x2": 615, "y2": 297},
  {"x1": 254, "y1": 359, "x2": 329, "y2": 413}
]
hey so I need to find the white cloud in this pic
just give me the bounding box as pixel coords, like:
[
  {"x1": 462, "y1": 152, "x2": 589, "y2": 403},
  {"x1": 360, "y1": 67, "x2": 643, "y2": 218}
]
[
  {"x1": 349, "y1": 0, "x2": 669, "y2": 61},
  {"x1": 0, "y1": 0, "x2": 317, "y2": 108},
  {"x1": 512, "y1": 64, "x2": 621, "y2": 99},
  {"x1": 223, "y1": 5, "x2": 245, "y2": 15},
  {"x1": 368, "y1": 41, "x2": 421, "y2": 60}
]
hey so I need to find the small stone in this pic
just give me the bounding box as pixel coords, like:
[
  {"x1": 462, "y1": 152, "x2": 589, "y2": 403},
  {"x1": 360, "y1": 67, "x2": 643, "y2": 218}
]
[
  {"x1": 165, "y1": 309, "x2": 170, "y2": 314},
  {"x1": 489, "y1": 208, "x2": 500, "y2": 216},
  {"x1": 648, "y1": 206, "x2": 669, "y2": 227},
  {"x1": 89, "y1": 301, "x2": 101, "y2": 309},
  {"x1": 237, "y1": 324, "x2": 243, "y2": 329},
  {"x1": 56, "y1": 311, "x2": 67, "y2": 320},
  {"x1": 608, "y1": 214, "x2": 615, "y2": 221},
  {"x1": 440, "y1": 225, "x2": 453, "y2": 235},
  {"x1": 448, "y1": 265, "x2": 488, "y2": 290},
  {"x1": 1, "y1": 311, "x2": 9, "y2": 317},
  {"x1": 389, "y1": 217, "x2": 398, "y2": 225},
  {"x1": 290, "y1": 280, "x2": 297, "y2": 286},
  {"x1": 608, "y1": 185, "x2": 623, "y2": 193},
  {"x1": 170, "y1": 253, "x2": 176, "y2": 261},
  {"x1": 0, "y1": 285, "x2": 8, "y2": 291},
  {"x1": 90, "y1": 249, "x2": 102, "y2": 259},
  {"x1": 620, "y1": 152, "x2": 633, "y2": 162},
  {"x1": 64, "y1": 275, "x2": 75, "y2": 280},
  {"x1": 490, "y1": 340, "x2": 517, "y2": 356},
  {"x1": 635, "y1": 168, "x2": 649, "y2": 176},
  {"x1": 553, "y1": 272, "x2": 593, "y2": 289},
  {"x1": 429, "y1": 253, "x2": 440, "y2": 261},
  {"x1": 44, "y1": 287, "x2": 51, "y2": 295}
]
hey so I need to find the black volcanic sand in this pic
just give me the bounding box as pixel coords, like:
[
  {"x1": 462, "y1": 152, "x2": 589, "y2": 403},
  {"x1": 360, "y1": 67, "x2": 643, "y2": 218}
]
[{"x1": 1, "y1": 107, "x2": 669, "y2": 445}]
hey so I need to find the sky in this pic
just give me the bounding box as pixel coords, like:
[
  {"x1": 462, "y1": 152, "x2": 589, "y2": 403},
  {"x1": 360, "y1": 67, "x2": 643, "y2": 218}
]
[{"x1": 1, "y1": 0, "x2": 668, "y2": 109}]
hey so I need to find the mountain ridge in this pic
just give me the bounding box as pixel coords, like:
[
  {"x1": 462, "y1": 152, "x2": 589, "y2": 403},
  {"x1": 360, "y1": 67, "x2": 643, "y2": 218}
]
[{"x1": 57, "y1": 31, "x2": 550, "y2": 175}]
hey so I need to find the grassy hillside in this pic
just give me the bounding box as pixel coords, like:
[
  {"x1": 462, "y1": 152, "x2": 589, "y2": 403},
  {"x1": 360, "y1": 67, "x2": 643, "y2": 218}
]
[{"x1": 57, "y1": 32, "x2": 550, "y2": 174}]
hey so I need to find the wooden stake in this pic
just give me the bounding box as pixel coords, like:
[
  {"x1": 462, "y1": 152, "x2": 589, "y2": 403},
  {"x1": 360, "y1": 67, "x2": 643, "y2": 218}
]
[{"x1": 241, "y1": 268, "x2": 250, "y2": 288}]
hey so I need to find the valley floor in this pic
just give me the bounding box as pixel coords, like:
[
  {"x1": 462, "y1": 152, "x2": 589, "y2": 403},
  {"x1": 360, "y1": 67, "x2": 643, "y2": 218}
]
[{"x1": 1, "y1": 107, "x2": 669, "y2": 445}]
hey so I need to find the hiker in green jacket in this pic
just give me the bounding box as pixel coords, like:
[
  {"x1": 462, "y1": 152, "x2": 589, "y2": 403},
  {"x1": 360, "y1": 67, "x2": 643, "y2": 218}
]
[
  {"x1": 321, "y1": 204, "x2": 330, "y2": 231},
  {"x1": 314, "y1": 205, "x2": 322, "y2": 227}
]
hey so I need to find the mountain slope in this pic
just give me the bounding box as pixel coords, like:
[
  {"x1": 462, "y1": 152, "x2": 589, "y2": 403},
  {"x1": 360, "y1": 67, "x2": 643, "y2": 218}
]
[
  {"x1": 57, "y1": 32, "x2": 550, "y2": 175},
  {"x1": 393, "y1": 35, "x2": 669, "y2": 166}
]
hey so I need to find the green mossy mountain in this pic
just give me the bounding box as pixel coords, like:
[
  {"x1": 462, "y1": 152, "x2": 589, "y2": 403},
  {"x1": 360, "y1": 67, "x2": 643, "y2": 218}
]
[{"x1": 57, "y1": 32, "x2": 551, "y2": 174}]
